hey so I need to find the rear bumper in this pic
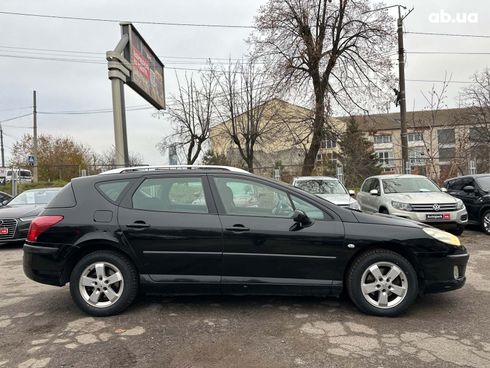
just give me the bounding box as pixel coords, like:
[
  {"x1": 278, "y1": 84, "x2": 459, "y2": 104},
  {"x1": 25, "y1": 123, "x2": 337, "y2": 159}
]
[
  {"x1": 420, "y1": 251, "x2": 469, "y2": 293},
  {"x1": 23, "y1": 243, "x2": 77, "y2": 286}
]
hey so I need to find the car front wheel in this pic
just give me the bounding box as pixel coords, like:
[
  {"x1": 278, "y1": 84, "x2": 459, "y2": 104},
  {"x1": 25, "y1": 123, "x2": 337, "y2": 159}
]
[
  {"x1": 481, "y1": 210, "x2": 490, "y2": 235},
  {"x1": 347, "y1": 249, "x2": 418, "y2": 316},
  {"x1": 69, "y1": 250, "x2": 139, "y2": 316}
]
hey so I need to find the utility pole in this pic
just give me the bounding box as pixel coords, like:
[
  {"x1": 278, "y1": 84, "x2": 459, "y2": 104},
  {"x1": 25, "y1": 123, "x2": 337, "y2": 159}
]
[
  {"x1": 397, "y1": 7, "x2": 413, "y2": 174},
  {"x1": 0, "y1": 124, "x2": 4, "y2": 168},
  {"x1": 33, "y1": 90, "x2": 38, "y2": 182}
]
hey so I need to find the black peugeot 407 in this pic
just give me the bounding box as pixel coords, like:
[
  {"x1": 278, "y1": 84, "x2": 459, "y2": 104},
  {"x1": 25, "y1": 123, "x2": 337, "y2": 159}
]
[{"x1": 23, "y1": 166, "x2": 469, "y2": 317}]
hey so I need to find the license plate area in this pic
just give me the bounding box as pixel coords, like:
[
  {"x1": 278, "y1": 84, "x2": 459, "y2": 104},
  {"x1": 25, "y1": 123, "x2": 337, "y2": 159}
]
[{"x1": 426, "y1": 213, "x2": 450, "y2": 220}]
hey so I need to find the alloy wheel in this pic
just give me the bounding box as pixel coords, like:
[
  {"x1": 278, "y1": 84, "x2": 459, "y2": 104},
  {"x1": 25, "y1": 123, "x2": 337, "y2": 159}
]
[
  {"x1": 79, "y1": 261, "x2": 124, "y2": 308},
  {"x1": 360, "y1": 261, "x2": 408, "y2": 309},
  {"x1": 483, "y1": 213, "x2": 490, "y2": 233}
]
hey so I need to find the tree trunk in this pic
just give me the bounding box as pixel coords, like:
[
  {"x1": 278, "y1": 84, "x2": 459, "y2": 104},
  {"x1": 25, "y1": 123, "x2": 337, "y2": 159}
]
[{"x1": 302, "y1": 89, "x2": 325, "y2": 175}]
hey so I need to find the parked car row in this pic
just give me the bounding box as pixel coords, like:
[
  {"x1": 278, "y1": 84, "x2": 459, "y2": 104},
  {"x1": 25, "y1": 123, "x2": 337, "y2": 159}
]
[
  {"x1": 293, "y1": 173, "x2": 490, "y2": 236},
  {"x1": 22, "y1": 165, "x2": 469, "y2": 318}
]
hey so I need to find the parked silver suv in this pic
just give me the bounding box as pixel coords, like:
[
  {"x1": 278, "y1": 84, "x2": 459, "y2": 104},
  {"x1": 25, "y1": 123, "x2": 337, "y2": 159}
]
[{"x1": 357, "y1": 174, "x2": 468, "y2": 234}]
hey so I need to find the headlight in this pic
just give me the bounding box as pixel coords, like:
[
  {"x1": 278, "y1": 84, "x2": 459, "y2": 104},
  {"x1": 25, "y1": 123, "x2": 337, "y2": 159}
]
[
  {"x1": 455, "y1": 198, "x2": 465, "y2": 210},
  {"x1": 391, "y1": 201, "x2": 412, "y2": 211},
  {"x1": 19, "y1": 216, "x2": 36, "y2": 222},
  {"x1": 349, "y1": 200, "x2": 360, "y2": 210},
  {"x1": 423, "y1": 227, "x2": 461, "y2": 246}
]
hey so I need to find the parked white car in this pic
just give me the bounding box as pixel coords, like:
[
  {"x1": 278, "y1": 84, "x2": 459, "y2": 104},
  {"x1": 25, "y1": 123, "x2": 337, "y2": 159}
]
[
  {"x1": 292, "y1": 176, "x2": 360, "y2": 210},
  {"x1": 357, "y1": 174, "x2": 468, "y2": 234}
]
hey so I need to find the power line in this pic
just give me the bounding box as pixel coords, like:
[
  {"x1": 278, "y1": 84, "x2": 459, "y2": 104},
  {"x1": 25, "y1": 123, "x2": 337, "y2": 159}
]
[
  {"x1": 407, "y1": 51, "x2": 490, "y2": 55},
  {"x1": 39, "y1": 106, "x2": 154, "y2": 115},
  {"x1": 406, "y1": 79, "x2": 472, "y2": 84},
  {"x1": 0, "y1": 44, "x2": 246, "y2": 62},
  {"x1": 405, "y1": 31, "x2": 490, "y2": 39},
  {"x1": 0, "y1": 113, "x2": 33, "y2": 123},
  {"x1": 0, "y1": 106, "x2": 32, "y2": 112},
  {"x1": 0, "y1": 10, "x2": 254, "y2": 29}
]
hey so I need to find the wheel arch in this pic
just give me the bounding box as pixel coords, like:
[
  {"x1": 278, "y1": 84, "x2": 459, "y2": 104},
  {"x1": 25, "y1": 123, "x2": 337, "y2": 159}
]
[{"x1": 61, "y1": 240, "x2": 140, "y2": 284}]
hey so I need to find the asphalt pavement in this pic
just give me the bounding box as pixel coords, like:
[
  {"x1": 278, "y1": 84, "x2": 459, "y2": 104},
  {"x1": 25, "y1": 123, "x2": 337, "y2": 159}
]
[{"x1": 0, "y1": 228, "x2": 489, "y2": 368}]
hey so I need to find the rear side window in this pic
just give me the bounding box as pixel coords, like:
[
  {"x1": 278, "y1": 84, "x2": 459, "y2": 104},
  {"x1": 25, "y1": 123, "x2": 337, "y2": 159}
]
[
  {"x1": 132, "y1": 177, "x2": 208, "y2": 214},
  {"x1": 97, "y1": 181, "x2": 130, "y2": 202},
  {"x1": 46, "y1": 184, "x2": 76, "y2": 208}
]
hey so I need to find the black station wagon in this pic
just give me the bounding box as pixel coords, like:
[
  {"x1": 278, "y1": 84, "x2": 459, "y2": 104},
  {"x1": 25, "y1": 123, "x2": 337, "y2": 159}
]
[{"x1": 23, "y1": 166, "x2": 469, "y2": 317}]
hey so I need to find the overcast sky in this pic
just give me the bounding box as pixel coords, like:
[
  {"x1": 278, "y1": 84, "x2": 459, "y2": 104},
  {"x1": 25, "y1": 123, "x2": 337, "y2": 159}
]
[{"x1": 0, "y1": 0, "x2": 488, "y2": 165}]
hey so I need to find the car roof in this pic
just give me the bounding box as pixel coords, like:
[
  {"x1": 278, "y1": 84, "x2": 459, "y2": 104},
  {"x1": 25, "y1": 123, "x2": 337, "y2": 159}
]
[
  {"x1": 444, "y1": 173, "x2": 490, "y2": 182},
  {"x1": 368, "y1": 174, "x2": 427, "y2": 180},
  {"x1": 100, "y1": 165, "x2": 249, "y2": 175},
  {"x1": 293, "y1": 176, "x2": 338, "y2": 181}
]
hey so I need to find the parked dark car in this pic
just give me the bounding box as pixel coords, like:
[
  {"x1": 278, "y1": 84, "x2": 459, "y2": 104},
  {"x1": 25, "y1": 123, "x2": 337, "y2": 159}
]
[
  {"x1": 23, "y1": 166, "x2": 469, "y2": 317},
  {"x1": 0, "y1": 188, "x2": 61, "y2": 245},
  {"x1": 444, "y1": 174, "x2": 490, "y2": 234}
]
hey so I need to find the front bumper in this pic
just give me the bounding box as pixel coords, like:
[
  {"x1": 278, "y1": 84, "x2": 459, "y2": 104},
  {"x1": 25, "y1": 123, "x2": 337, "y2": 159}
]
[
  {"x1": 388, "y1": 207, "x2": 468, "y2": 228},
  {"x1": 23, "y1": 242, "x2": 77, "y2": 286},
  {"x1": 419, "y1": 250, "x2": 469, "y2": 293}
]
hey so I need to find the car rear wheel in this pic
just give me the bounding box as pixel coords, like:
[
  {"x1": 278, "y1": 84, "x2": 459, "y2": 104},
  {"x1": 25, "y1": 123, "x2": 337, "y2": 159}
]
[
  {"x1": 347, "y1": 249, "x2": 418, "y2": 316},
  {"x1": 70, "y1": 250, "x2": 138, "y2": 316},
  {"x1": 481, "y1": 210, "x2": 490, "y2": 235}
]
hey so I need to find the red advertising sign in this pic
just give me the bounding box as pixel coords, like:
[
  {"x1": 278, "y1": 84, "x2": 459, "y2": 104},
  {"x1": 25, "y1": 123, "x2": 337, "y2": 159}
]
[{"x1": 121, "y1": 23, "x2": 166, "y2": 110}]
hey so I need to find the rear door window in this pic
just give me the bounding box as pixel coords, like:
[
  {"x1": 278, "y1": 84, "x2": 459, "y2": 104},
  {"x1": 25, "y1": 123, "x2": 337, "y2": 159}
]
[{"x1": 132, "y1": 177, "x2": 208, "y2": 214}]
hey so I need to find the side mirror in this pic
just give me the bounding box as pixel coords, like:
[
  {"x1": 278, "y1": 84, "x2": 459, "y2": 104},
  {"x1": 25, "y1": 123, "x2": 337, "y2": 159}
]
[
  {"x1": 348, "y1": 190, "x2": 356, "y2": 197},
  {"x1": 463, "y1": 185, "x2": 475, "y2": 193},
  {"x1": 1, "y1": 199, "x2": 9, "y2": 206},
  {"x1": 290, "y1": 209, "x2": 313, "y2": 231},
  {"x1": 369, "y1": 189, "x2": 379, "y2": 196},
  {"x1": 441, "y1": 187, "x2": 448, "y2": 193}
]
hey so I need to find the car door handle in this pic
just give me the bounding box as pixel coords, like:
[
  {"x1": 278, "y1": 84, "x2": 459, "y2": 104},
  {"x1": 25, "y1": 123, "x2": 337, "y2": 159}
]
[
  {"x1": 126, "y1": 221, "x2": 150, "y2": 229},
  {"x1": 225, "y1": 225, "x2": 250, "y2": 233}
]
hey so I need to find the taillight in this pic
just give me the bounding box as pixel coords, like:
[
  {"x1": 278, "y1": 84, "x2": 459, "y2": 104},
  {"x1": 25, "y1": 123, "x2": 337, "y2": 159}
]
[{"x1": 27, "y1": 216, "x2": 64, "y2": 242}]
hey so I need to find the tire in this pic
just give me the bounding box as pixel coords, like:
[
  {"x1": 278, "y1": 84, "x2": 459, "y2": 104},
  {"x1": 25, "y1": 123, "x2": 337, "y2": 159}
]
[
  {"x1": 347, "y1": 249, "x2": 418, "y2": 317},
  {"x1": 481, "y1": 210, "x2": 490, "y2": 235},
  {"x1": 70, "y1": 250, "x2": 139, "y2": 317},
  {"x1": 450, "y1": 226, "x2": 464, "y2": 236}
]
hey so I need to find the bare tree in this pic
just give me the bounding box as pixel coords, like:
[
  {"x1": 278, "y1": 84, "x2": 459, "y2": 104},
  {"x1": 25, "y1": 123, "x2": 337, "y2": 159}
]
[
  {"x1": 215, "y1": 59, "x2": 278, "y2": 173},
  {"x1": 253, "y1": 0, "x2": 396, "y2": 175},
  {"x1": 158, "y1": 69, "x2": 218, "y2": 164},
  {"x1": 461, "y1": 68, "x2": 490, "y2": 173},
  {"x1": 411, "y1": 76, "x2": 473, "y2": 183}
]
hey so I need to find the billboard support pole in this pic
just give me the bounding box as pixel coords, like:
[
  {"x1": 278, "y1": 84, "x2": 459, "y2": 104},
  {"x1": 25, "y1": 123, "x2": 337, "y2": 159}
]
[
  {"x1": 107, "y1": 23, "x2": 166, "y2": 168},
  {"x1": 107, "y1": 34, "x2": 131, "y2": 167}
]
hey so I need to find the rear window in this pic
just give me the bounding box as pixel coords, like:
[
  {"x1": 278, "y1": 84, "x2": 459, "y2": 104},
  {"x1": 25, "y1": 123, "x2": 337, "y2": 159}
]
[
  {"x1": 46, "y1": 184, "x2": 76, "y2": 208},
  {"x1": 97, "y1": 181, "x2": 130, "y2": 202}
]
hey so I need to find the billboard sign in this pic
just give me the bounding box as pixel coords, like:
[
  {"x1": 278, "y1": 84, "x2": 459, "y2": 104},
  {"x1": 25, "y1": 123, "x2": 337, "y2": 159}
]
[{"x1": 121, "y1": 23, "x2": 166, "y2": 110}]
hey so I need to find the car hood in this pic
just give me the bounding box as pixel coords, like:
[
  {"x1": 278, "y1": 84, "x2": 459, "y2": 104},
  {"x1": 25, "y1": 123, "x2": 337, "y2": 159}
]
[
  {"x1": 315, "y1": 193, "x2": 352, "y2": 206},
  {"x1": 0, "y1": 204, "x2": 44, "y2": 219},
  {"x1": 385, "y1": 192, "x2": 457, "y2": 204},
  {"x1": 352, "y1": 210, "x2": 424, "y2": 229}
]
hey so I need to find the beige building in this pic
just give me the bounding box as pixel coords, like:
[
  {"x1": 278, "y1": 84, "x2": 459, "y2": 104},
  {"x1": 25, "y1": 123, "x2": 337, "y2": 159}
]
[{"x1": 210, "y1": 100, "x2": 489, "y2": 183}]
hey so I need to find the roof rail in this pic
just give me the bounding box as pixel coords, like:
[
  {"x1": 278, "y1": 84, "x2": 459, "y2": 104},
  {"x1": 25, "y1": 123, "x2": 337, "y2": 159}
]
[{"x1": 99, "y1": 165, "x2": 250, "y2": 175}]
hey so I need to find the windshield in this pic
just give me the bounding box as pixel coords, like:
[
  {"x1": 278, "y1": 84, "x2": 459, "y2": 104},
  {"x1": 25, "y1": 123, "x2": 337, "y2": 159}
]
[
  {"x1": 295, "y1": 179, "x2": 347, "y2": 195},
  {"x1": 9, "y1": 189, "x2": 60, "y2": 206},
  {"x1": 476, "y1": 176, "x2": 490, "y2": 191},
  {"x1": 382, "y1": 177, "x2": 440, "y2": 194}
]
